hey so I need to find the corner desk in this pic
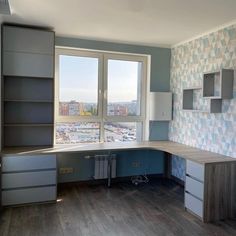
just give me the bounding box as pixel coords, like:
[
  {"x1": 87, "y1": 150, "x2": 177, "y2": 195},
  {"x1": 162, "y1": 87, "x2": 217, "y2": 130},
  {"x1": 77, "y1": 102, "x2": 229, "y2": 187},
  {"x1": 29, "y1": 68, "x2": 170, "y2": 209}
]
[{"x1": 1, "y1": 141, "x2": 236, "y2": 223}]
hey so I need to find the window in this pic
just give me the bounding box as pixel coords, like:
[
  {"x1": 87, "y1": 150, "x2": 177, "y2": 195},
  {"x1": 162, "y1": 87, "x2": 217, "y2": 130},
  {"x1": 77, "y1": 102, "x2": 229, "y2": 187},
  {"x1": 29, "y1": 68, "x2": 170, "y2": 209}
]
[{"x1": 55, "y1": 48, "x2": 148, "y2": 144}]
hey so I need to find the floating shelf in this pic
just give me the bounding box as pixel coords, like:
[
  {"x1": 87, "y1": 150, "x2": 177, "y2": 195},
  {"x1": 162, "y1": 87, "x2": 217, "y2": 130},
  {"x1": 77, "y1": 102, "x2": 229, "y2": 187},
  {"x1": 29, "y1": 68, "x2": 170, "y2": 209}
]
[
  {"x1": 182, "y1": 87, "x2": 202, "y2": 111},
  {"x1": 203, "y1": 69, "x2": 234, "y2": 99},
  {"x1": 182, "y1": 69, "x2": 234, "y2": 113}
]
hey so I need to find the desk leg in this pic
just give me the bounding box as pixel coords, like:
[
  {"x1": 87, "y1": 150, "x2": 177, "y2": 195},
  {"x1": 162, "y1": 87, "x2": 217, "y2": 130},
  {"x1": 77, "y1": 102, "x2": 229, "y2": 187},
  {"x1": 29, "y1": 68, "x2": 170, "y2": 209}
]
[
  {"x1": 164, "y1": 152, "x2": 172, "y2": 179},
  {"x1": 107, "y1": 156, "x2": 112, "y2": 188}
]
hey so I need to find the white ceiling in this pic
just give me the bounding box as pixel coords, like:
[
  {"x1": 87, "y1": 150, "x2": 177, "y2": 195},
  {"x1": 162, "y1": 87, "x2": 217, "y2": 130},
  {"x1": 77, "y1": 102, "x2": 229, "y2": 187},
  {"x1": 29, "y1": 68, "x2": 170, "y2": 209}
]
[{"x1": 1, "y1": 0, "x2": 236, "y2": 47}]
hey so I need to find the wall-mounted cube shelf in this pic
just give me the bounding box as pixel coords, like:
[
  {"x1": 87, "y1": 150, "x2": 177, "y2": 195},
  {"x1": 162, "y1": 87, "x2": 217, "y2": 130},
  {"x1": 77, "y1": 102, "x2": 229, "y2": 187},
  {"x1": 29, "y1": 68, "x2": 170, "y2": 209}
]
[
  {"x1": 203, "y1": 69, "x2": 234, "y2": 99},
  {"x1": 182, "y1": 69, "x2": 234, "y2": 113},
  {"x1": 209, "y1": 98, "x2": 222, "y2": 113},
  {"x1": 182, "y1": 87, "x2": 202, "y2": 111}
]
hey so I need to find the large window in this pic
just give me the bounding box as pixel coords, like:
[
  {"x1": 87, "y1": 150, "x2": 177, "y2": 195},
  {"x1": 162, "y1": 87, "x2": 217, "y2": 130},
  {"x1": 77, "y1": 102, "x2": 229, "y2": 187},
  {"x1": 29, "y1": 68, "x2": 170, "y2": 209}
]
[{"x1": 55, "y1": 48, "x2": 148, "y2": 144}]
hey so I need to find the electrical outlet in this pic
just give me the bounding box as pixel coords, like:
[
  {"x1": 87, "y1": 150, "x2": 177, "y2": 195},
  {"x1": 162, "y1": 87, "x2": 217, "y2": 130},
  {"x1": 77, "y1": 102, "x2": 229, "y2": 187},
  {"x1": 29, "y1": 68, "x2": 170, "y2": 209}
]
[
  {"x1": 132, "y1": 161, "x2": 140, "y2": 168},
  {"x1": 59, "y1": 167, "x2": 74, "y2": 174}
]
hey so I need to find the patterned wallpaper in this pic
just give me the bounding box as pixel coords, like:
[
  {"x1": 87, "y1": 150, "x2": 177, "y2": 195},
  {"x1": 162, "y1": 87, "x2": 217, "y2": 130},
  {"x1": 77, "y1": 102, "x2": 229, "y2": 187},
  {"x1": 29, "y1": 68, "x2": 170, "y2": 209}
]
[{"x1": 169, "y1": 24, "x2": 236, "y2": 179}]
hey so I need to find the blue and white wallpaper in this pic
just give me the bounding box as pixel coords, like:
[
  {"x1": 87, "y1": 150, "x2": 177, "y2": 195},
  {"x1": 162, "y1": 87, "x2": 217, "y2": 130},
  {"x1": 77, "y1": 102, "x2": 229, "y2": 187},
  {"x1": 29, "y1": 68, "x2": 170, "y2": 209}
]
[{"x1": 169, "y1": 24, "x2": 236, "y2": 179}]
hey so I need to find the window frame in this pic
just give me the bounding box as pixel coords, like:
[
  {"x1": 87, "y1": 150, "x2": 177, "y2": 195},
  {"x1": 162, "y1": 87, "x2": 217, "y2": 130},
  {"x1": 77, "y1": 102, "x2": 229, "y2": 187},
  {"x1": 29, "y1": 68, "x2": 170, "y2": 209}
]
[{"x1": 55, "y1": 47, "x2": 149, "y2": 144}]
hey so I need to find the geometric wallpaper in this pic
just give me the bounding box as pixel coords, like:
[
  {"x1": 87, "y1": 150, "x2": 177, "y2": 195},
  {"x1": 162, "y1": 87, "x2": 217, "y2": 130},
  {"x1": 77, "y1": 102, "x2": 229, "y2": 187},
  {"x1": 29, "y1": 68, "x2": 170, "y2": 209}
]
[
  {"x1": 169, "y1": 24, "x2": 236, "y2": 179},
  {"x1": 169, "y1": 24, "x2": 236, "y2": 158},
  {"x1": 171, "y1": 155, "x2": 186, "y2": 181}
]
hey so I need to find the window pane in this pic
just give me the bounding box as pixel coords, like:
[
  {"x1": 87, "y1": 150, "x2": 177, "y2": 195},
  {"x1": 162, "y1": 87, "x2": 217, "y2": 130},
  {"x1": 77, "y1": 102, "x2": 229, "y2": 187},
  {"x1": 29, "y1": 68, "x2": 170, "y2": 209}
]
[
  {"x1": 104, "y1": 122, "x2": 142, "y2": 142},
  {"x1": 56, "y1": 122, "x2": 100, "y2": 144},
  {"x1": 107, "y1": 59, "x2": 142, "y2": 116},
  {"x1": 59, "y1": 55, "x2": 98, "y2": 116}
]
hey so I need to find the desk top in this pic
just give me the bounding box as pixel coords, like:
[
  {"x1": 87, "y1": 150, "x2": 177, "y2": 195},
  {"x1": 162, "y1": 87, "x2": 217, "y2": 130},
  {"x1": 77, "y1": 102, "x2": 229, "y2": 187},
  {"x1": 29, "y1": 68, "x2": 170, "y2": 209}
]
[{"x1": 2, "y1": 141, "x2": 236, "y2": 164}]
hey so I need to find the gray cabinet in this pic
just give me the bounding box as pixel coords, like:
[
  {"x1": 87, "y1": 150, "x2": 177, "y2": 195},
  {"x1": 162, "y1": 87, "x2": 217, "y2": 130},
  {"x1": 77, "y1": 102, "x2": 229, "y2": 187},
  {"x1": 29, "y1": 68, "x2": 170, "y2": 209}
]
[
  {"x1": 2, "y1": 24, "x2": 55, "y2": 148},
  {"x1": 149, "y1": 92, "x2": 172, "y2": 121},
  {"x1": 1, "y1": 154, "x2": 57, "y2": 206},
  {"x1": 3, "y1": 26, "x2": 54, "y2": 54}
]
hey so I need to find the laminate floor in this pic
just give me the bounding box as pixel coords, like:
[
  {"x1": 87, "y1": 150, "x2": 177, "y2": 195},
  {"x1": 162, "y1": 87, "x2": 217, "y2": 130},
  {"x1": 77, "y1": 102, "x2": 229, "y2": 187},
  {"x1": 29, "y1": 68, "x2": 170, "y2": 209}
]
[{"x1": 1, "y1": 179, "x2": 236, "y2": 236}]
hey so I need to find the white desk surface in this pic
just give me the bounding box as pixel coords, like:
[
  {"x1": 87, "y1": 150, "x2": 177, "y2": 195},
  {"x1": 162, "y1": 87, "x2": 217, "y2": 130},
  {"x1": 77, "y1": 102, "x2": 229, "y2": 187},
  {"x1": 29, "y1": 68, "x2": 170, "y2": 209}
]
[{"x1": 1, "y1": 141, "x2": 236, "y2": 164}]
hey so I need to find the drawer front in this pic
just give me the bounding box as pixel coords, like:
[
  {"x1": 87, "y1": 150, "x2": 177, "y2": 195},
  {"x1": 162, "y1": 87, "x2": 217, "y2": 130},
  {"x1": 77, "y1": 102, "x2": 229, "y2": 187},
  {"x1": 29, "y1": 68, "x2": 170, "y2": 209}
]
[
  {"x1": 2, "y1": 155, "x2": 56, "y2": 172},
  {"x1": 3, "y1": 26, "x2": 54, "y2": 55},
  {"x1": 2, "y1": 170, "x2": 57, "y2": 189},
  {"x1": 185, "y1": 192, "x2": 203, "y2": 218},
  {"x1": 3, "y1": 52, "x2": 54, "y2": 78},
  {"x1": 185, "y1": 176, "x2": 204, "y2": 200},
  {"x1": 2, "y1": 186, "x2": 56, "y2": 206},
  {"x1": 186, "y1": 160, "x2": 204, "y2": 182}
]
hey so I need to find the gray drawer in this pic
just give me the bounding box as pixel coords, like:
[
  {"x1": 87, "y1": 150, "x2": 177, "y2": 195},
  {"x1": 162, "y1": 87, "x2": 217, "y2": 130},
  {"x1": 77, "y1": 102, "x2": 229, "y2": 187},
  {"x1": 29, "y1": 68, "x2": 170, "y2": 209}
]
[
  {"x1": 2, "y1": 155, "x2": 56, "y2": 172},
  {"x1": 186, "y1": 160, "x2": 204, "y2": 182},
  {"x1": 2, "y1": 170, "x2": 57, "y2": 189},
  {"x1": 2, "y1": 186, "x2": 57, "y2": 206},
  {"x1": 185, "y1": 176, "x2": 204, "y2": 200},
  {"x1": 3, "y1": 26, "x2": 54, "y2": 55},
  {"x1": 185, "y1": 192, "x2": 203, "y2": 218},
  {"x1": 3, "y1": 52, "x2": 54, "y2": 78}
]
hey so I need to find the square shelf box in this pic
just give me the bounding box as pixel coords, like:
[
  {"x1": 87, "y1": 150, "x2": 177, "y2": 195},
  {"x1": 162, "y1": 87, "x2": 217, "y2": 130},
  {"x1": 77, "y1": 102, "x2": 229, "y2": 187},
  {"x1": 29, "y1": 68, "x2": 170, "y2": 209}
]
[
  {"x1": 203, "y1": 69, "x2": 234, "y2": 99},
  {"x1": 209, "y1": 98, "x2": 222, "y2": 113},
  {"x1": 182, "y1": 87, "x2": 202, "y2": 111}
]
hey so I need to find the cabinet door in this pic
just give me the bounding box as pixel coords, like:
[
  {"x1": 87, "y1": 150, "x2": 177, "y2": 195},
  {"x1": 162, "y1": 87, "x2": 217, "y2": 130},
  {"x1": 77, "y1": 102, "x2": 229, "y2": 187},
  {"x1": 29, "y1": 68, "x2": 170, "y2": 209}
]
[
  {"x1": 3, "y1": 52, "x2": 54, "y2": 78},
  {"x1": 3, "y1": 26, "x2": 54, "y2": 55},
  {"x1": 149, "y1": 92, "x2": 172, "y2": 121}
]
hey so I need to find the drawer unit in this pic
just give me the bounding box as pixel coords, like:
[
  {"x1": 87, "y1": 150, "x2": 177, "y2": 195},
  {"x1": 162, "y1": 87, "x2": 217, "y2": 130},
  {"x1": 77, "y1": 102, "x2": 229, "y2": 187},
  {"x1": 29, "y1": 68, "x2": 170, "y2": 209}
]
[
  {"x1": 1, "y1": 154, "x2": 57, "y2": 206},
  {"x1": 2, "y1": 170, "x2": 57, "y2": 189},
  {"x1": 185, "y1": 192, "x2": 203, "y2": 218},
  {"x1": 2, "y1": 186, "x2": 56, "y2": 206},
  {"x1": 185, "y1": 176, "x2": 204, "y2": 200},
  {"x1": 185, "y1": 160, "x2": 205, "y2": 220},
  {"x1": 186, "y1": 160, "x2": 204, "y2": 182},
  {"x1": 2, "y1": 155, "x2": 56, "y2": 172}
]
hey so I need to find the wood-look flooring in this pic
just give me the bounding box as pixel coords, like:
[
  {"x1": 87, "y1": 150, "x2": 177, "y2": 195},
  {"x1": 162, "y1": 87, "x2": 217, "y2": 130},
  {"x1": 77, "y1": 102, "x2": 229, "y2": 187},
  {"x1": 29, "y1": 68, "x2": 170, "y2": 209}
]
[{"x1": 1, "y1": 179, "x2": 236, "y2": 236}]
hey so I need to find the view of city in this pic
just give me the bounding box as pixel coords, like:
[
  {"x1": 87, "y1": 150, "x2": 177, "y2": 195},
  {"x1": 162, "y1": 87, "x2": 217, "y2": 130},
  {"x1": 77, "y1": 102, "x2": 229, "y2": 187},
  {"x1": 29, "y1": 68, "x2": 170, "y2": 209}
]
[
  {"x1": 59, "y1": 100, "x2": 139, "y2": 116},
  {"x1": 57, "y1": 54, "x2": 143, "y2": 144},
  {"x1": 56, "y1": 120, "x2": 139, "y2": 144}
]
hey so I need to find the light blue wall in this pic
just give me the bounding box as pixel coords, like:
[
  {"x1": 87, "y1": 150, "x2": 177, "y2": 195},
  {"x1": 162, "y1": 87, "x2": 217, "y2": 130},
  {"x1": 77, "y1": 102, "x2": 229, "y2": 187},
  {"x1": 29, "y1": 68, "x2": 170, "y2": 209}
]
[
  {"x1": 55, "y1": 37, "x2": 170, "y2": 182},
  {"x1": 56, "y1": 37, "x2": 171, "y2": 93},
  {"x1": 58, "y1": 150, "x2": 164, "y2": 183}
]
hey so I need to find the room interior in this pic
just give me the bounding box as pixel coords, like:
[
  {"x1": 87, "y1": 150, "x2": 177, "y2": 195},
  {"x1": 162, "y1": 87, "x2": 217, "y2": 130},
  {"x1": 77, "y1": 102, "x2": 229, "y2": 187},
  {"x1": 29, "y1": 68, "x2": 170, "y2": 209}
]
[{"x1": 0, "y1": 1, "x2": 236, "y2": 235}]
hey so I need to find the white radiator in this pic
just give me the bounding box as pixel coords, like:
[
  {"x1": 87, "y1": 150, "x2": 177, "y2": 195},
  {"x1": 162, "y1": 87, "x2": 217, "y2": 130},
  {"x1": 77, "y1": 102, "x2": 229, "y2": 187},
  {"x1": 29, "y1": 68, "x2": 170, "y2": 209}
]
[{"x1": 94, "y1": 154, "x2": 116, "y2": 179}]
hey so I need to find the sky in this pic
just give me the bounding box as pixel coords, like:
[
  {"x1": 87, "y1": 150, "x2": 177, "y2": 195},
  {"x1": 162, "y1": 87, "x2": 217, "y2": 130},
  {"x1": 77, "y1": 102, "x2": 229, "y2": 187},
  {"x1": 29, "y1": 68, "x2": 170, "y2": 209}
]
[{"x1": 59, "y1": 55, "x2": 141, "y2": 103}]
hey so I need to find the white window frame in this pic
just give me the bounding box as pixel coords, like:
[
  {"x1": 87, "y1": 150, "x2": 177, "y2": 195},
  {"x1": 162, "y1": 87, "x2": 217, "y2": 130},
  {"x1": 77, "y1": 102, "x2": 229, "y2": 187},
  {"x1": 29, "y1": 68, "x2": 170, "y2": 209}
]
[{"x1": 55, "y1": 47, "x2": 149, "y2": 144}]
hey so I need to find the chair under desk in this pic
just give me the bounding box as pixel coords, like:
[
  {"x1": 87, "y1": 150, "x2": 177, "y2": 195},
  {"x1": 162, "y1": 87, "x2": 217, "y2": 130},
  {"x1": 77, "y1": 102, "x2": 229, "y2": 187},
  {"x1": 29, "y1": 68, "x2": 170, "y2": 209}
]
[{"x1": 1, "y1": 141, "x2": 236, "y2": 223}]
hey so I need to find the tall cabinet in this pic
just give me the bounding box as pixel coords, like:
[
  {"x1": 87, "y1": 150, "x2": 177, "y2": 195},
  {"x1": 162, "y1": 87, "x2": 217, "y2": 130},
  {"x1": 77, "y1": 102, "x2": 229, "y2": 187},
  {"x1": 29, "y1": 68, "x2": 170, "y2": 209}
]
[
  {"x1": 2, "y1": 25, "x2": 55, "y2": 148},
  {"x1": 1, "y1": 25, "x2": 56, "y2": 207}
]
